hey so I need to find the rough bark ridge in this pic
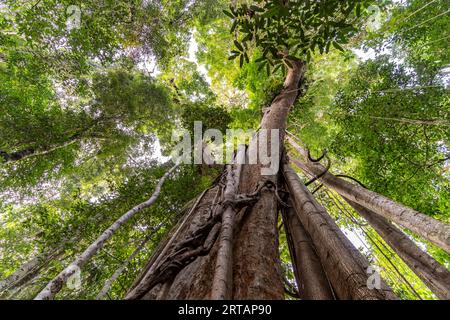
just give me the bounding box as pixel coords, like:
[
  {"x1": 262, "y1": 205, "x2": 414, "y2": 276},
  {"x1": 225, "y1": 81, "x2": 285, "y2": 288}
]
[
  {"x1": 287, "y1": 135, "x2": 450, "y2": 253},
  {"x1": 281, "y1": 205, "x2": 335, "y2": 299},
  {"x1": 126, "y1": 60, "x2": 306, "y2": 300},
  {"x1": 282, "y1": 163, "x2": 396, "y2": 300}
]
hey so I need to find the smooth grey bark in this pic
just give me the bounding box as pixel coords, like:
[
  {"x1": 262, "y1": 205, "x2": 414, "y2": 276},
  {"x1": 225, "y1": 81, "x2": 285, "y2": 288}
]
[
  {"x1": 281, "y1": 205, "x2": 335, "y2": 299},
  {"x1": 34, "y1": 163, "x2": 179, "y2": 300},
  {"x1": 282, "y1": 163, "x2": 396, "y2": 300},
  {"x1": 345, "y1": 199, "x2": 450, "y2": 300},
  {"x1": 287, "y1": 135, "x2": 450, "y2": 253}
]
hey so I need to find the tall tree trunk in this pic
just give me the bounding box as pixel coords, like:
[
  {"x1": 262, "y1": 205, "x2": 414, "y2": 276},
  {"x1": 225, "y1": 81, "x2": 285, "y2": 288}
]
[
  {"x1": 126, "y1": 60, "x2": 306, "y2": 300},
  {"x1": 287, "y1": 135, "x2": 450, "y2": 253},
  {"x1": 281, "y1": 205, "x2": 335, "y2": 299},
  {"x1": 34, "y1": 163, "x2": 179, "y2": 300},
  {"x1": 282, "y1": 163, "x2": 396, "y2": 300},
  {"x1": 345, "y1": 199, "x2": 450, "y2": 300}
]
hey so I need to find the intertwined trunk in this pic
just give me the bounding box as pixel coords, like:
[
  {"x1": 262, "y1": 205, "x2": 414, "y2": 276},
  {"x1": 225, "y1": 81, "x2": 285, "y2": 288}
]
[
  {"x1": 281, "y1": 205, "x2": 335, "y2": 299},
  {"x1": 282, "y1": 163, "x2": 396, "y2": 300},
  {"x1": 288, "y1": 136, "x2": 450, "y2": 253},
  {"x1": 126, "y1": 60, "x2": 306, "y2": 300}
]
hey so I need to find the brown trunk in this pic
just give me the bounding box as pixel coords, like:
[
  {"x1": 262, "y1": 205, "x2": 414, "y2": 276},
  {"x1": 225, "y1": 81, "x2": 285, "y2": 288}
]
[
  {"x1": 281, "y1": 205, "x2": 335, "y2": 299},
  {"x1": 345, "y1": 199, "x2": 450, "y2": 300},
  {"x1": 282, "y1": 163, "x2": 396, "y2": 300},
  {"x1": 126, "y1": 60, "x2": 306, "y2": 300},
  {"x1": 287, "y1": 135, "x2": 450, "y2": 253}
]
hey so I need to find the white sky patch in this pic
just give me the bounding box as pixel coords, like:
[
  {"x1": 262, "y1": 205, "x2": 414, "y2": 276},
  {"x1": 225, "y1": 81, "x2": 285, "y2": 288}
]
[
  {"x1": 125, "y1": 135, "x2": 170, "y2": 168},
  {"x1": 151, "y1": 138, "x2": 170, "y2": 163},
  {"x1": 352, "y1": 48, "x2": 378, "y2": 61},
  {"x1": 137, "y1": 54, "x2": 160, "y2": 76},
  {"x1": 343, "y1": 227, "x2": 371, "y2": 255},
  {"x1": 187, "y1": 33, "x2": 211, "y2": 84},
  {"x1": 439, "y1": 66, "x2": 450, "y2": 88}
]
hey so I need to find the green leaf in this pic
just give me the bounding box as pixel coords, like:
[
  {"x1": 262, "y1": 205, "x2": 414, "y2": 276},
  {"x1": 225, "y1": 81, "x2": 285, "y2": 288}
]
[
  {"x1": 356, "y1": 3, "x2": 361, "y2": 17},
  {"x1": 230, "y1": 20, "x2": 238, "y2": 33},
  {"x1": 234, "y1": 40, "x2": 244, "y2": 52},
  {"x1": 257, "y1": 60, "x2": 267, "y2": 71},
  {"x1": 254, "y1": 56, "x2": 266, "y2": 63},
  {"x1": 250, "y1": 5, "x2": 264, "y2": 13},
  {"x1": 242, "y1": 33, "x2": 253, "y2": 42},
  {"x1": 332, "y1": 41, "x2": 345, "y2": 52},
  {"x1": 223, "y1": 10, "x2": 235, "y2": 19}
]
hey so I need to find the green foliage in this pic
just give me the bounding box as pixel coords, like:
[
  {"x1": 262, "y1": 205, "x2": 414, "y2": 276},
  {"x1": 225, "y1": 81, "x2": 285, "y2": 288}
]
[
  {"x1": 0, "y1": 0, "x2": 449, "y2": 300},
  {"x1": 226, "y1": 0, "x2": 377, "y2": 72}
]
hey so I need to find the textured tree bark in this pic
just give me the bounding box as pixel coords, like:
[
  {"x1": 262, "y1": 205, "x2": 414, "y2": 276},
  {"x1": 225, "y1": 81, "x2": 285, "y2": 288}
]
[
  {"x1": 281, "y1": 205, "x2": 335, "y2": 299},
  {"x1": 345, "y1": 199, "x2": 450, "y2": 300},
  {"x1": 282, "y1": 163, "x2": 396, "y2": 300},
  {"x1": 126, "y1": 60, "x2": 306, "y2": 300},
  {"x1": 231, "y1": 59, "x2": 305, "y2": 300},
  {"x1": 287, "y1": 135, "x2": 450, "y2": 253},
  {"x1": 126, "y1": 182, "x2": 223, "y2": 299},
  {"x1": 125, "y1": 187, "x2": 212, "y2": 296},
  {"x1": 34, "y1": 163, "x2": 179, "y2": 300},
  {"x1": 211, "y1": 147, "x2": 244, "y2": 300}
]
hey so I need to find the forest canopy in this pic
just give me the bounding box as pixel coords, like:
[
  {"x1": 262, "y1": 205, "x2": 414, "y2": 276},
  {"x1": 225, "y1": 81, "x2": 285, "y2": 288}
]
[{"x1": 0, "y1": 0, "x2": 449, "y2": 300}]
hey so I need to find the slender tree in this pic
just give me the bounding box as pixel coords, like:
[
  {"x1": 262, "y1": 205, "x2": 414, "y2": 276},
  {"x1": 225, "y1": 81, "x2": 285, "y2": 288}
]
[{"x1": 34, "y1": 163, "x2": 179, "y2": 300}]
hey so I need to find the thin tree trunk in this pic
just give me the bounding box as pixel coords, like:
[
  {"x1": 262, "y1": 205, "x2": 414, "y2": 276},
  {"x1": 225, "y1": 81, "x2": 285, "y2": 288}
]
[
  {"x1": 287, "y1": 135, "x2": 450, "y2": 253},
  {"x1": 33, "y1": 163, "x2": 179, "y2": 300},
  {"x1": 345, "y1": 199, "x2": 450, "y2": 300},
  {"x1": 281, "y1": 205, "x2": 335, "y2": 299},
  {"x1": 0, "y1": 133, "x2": 83, "y2": 163},
  {"x1": 96, "y1": 233, "x2": 155, "y2": 300},
  {"x1": 282, "y1": 163, "x2": 396, "y2": 300},
  {"x1": 361, "y1": 115, "x2": 450, "y2": 127}
]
